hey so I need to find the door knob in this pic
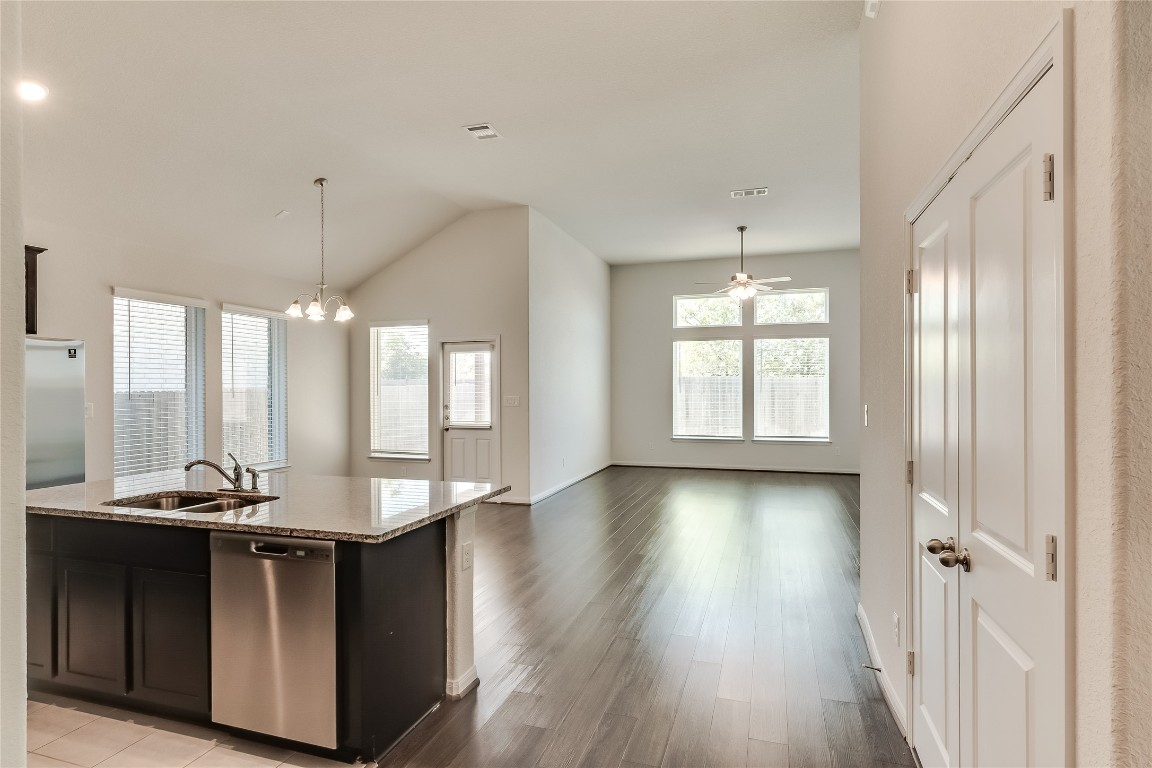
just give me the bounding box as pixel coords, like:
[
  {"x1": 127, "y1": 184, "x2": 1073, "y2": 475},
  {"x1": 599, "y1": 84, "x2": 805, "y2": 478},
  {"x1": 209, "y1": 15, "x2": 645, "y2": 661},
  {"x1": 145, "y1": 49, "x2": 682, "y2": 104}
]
[
  {"x1": 938, "y1": 548, "x2": 972, "y2": 572},
  {"x1": 926, "y1": 537, "x2": 957, "y2": 555}
]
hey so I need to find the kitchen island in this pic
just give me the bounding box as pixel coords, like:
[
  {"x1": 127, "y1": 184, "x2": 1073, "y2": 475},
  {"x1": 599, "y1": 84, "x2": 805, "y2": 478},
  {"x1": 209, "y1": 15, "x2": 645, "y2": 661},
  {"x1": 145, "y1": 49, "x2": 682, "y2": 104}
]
[{"x1": 25, "y1": 469, "x2": 509, "y2": 763}]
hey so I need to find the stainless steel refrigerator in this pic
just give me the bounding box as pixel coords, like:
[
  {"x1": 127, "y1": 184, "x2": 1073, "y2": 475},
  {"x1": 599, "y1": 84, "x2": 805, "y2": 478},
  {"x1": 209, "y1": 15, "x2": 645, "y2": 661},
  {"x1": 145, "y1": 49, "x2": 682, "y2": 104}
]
[{"x1": 26, "y1": 338, "x2": 86, "y2": 489}]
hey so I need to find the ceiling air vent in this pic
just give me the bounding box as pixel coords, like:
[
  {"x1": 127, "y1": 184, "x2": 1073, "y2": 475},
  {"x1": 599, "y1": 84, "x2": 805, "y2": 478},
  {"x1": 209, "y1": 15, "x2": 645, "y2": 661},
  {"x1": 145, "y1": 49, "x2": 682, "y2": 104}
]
[
  {"x1": 730, "y1": 187, "x2": 768, "y2": 199},
  {"x1": 464, "y1": 123, "x2": 501, "y2": 140}
]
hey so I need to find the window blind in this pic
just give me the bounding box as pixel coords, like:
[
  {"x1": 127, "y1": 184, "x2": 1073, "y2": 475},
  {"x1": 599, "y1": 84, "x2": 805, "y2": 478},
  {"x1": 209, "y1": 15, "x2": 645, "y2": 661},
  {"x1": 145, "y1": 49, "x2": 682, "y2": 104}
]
[
  {"x1": 446, "y1": 346, "x2": 492, "y2": 428},
  {"x1": 370, "y1": 324, "x2": 429, "y2": 458},
  {"x1": 113, "y1": 296, "x2": 205, "y2": 477},
  {"x1": 755, "y1": 288, "x2": 829, "y2": 324},
  {"x1": 222, "y1": 310, "x2": 287, "y2": 468},
  {"x1": 672, "y1": 339, "x2": 742, "y2": 438},
  {"x1": 754, "y1": 337, "x2": 829, "y2": 438}
]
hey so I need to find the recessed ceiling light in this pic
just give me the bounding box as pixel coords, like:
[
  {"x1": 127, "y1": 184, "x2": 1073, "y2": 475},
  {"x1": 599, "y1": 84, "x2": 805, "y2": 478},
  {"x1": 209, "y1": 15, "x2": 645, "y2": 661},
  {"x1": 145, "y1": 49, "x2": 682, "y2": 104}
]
[
  {"x1": 19, "y1": 80, "x2": 49, "y2": 102},
  {"x1": 464, "y1": 123, "x2": 501, "y2": 140},
  {"x1": 730, "y1": 187, "x2": 768, "y2": 199}
]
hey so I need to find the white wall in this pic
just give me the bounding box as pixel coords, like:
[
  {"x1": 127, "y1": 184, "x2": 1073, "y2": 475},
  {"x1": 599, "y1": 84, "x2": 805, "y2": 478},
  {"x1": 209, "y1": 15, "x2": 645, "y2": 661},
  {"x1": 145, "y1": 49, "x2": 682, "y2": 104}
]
[
  {"x1": 859, "y1": 2, "x2": 1151, "y2": 763},
  {"x1": 23, "y1": 218, "x2": 350, "y2": 480},
  {"x1": 1, "y1": 2, "x2": 29, "y2": 759},
  {"x1": 527, "y1": 209, "x2": 611, "y2": 502},
  {"x1": 611, "y1": 250, "x2": 860, "y2": 472},
  {"x1": 347, "y1": 207, "x2": 531, "y2": 501}
]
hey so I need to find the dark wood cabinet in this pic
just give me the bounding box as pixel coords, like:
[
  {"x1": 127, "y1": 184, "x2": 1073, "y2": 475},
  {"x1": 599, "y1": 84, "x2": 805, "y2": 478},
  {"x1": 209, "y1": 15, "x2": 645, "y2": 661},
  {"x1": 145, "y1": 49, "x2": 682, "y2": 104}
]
[
  {"x1": 26, "y1": 551, "x2": 55, "y2": 680},
  {"x1": 56, "y1": 558, "x2": 128, "y2": 695},
  {"x1": 28, "y1": 517, "x2": 211, "y2": 719},
  {"x1": 131, "y1": 568, "x2": 209, "y2": 714}
]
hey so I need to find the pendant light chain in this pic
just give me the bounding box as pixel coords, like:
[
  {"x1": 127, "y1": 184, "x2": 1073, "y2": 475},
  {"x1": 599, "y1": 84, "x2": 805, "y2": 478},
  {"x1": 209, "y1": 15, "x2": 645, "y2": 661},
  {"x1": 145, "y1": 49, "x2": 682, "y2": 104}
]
[{"x1": 319, "y1": 179, "x2": 325, "y2": 289}]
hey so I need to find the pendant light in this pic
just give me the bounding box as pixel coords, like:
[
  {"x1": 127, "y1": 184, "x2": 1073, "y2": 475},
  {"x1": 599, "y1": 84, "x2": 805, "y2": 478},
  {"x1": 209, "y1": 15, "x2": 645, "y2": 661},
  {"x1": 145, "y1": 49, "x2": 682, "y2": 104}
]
[{"x1": 285, "y1": 178, "x2": 354, "y2": 322}]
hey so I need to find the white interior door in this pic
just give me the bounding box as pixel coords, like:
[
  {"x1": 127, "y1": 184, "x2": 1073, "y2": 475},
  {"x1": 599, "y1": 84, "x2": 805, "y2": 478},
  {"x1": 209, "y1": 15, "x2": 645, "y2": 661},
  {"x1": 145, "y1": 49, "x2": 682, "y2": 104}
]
[
  {"x1": 442, "y1": 341, "x2": 500, "y2": 484},
  {"x1": 910, "y1": 178, "x2": 963, "y2": 768},
  {"x1": 910, "y1": 67, "x2": 1065, "y2": 767}
]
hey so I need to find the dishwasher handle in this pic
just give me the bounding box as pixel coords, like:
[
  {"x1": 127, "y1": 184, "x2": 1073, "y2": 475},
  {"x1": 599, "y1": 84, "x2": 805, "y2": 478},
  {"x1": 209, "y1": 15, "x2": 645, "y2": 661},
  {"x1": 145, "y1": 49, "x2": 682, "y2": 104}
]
[{"x1": 251, "y1": 541, "x2": 290, "y2": 556}]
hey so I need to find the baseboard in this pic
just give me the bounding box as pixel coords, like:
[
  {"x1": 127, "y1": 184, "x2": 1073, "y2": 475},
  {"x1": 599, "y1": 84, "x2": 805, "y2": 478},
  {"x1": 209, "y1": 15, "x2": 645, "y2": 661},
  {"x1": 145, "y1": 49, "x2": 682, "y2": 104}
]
[
  {"x1": 856, "y1": 603, "x2": 908, "y2": 735},
  {"x1": 527, "y1": 464, "x2": 612, "y2": 504},
  {"x1": 612, "y1": 460, "x2": 860, "y2": 475},
  {"x1": 445, "y1": 665, "x2": 478, "y2": 699}
]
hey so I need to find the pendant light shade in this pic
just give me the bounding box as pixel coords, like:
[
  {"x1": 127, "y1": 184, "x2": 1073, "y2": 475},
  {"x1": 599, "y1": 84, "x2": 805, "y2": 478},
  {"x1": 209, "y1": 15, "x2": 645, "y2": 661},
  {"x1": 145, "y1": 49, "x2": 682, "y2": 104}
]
[{"x1": 285, "y1": 178, "x2": 354, "y2": 322}]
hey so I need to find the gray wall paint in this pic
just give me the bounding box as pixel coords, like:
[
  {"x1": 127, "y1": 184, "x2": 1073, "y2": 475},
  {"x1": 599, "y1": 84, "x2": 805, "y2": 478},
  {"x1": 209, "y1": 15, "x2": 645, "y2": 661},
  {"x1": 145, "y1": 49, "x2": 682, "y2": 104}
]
[{"x1": 611, "y1": 250, "x2": 860, "y2": 472}]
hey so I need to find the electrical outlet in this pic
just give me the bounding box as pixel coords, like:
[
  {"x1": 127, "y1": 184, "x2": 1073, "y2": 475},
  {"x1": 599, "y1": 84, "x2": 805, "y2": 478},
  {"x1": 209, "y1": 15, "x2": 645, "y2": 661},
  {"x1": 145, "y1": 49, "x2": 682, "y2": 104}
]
[
  {"x1": 461, "y1": 541, "x2": 474, "y2": 570},
  {"x1": 892, "y1": 612, "x2": 901, "y2": 646},
  {"x1": 833, "y1": 446, "x2": 841, "y2": 456}
]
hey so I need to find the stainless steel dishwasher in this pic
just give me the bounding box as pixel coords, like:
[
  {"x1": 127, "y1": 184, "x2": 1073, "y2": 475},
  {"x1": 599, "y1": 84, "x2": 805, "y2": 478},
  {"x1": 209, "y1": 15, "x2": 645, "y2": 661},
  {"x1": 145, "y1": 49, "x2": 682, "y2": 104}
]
[{"x1": 210, "y1": 532, "x2": 337, "y2": 749}]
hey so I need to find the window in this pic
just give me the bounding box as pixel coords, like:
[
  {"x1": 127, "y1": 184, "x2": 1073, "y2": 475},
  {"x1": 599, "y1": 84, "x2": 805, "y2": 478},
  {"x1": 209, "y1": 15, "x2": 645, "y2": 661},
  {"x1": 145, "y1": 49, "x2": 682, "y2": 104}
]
[
  {"x1": 674, "y1": 294, "x2": 742, "y2": 327},
  {"x1": 445, "y1": 344, "x2": 493, "y2": 428},
  {"x1": 222, "y1": 308, "x2": 287, "y2": 469},
  {"x1": 672, "y1": 339, "x2": 742, "y2": 438},
  {"x1": 370, "y1": 323, "x2": 429, "y2": 459},
  {"x1": 755, "y1": 288, "x2": 828, "y2": 324},
  {"x1": 754, "y1": 337, "x2": 829, "y2": 439},
  {"x1": 113, "y1": 293, "x2": 205, "y2": 478}
]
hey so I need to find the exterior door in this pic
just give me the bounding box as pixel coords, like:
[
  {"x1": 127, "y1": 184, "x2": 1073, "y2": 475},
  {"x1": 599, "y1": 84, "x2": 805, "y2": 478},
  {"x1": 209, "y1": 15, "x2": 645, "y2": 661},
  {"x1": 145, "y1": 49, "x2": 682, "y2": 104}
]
[
  {"x1": 442, "y1": 341, "x2": 500, "y2": 484},
  {"x1": 910, "y1": 66, "x2": 1065, "y2": 767}
]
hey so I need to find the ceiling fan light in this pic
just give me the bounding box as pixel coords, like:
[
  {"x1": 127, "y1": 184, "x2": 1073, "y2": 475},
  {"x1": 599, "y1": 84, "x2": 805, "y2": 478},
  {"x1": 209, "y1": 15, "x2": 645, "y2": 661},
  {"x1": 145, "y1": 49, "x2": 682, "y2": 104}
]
[
  {"x1": 333, "y1": 303, "x2": 354, "y2": 322},
  {"x1": 285, "y1": 300, "x2": 304, "y2": 318}
]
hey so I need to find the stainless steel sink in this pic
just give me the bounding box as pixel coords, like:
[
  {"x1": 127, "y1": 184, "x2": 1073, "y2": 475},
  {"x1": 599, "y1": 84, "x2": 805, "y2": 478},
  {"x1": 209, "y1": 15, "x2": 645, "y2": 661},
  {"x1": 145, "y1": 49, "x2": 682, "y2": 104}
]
[{"x1": 105, "y1": 491, "x2": 278, "y2": 514}]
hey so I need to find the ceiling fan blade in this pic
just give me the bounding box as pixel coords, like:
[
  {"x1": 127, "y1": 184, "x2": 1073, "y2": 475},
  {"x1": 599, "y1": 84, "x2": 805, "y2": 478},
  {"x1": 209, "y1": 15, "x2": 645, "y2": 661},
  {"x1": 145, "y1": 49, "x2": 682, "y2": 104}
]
[
  {"x1": 694, "y1": 281, "x2": 726, "y2": 286},
  {"x1": 712, "y1": 287, "x2": 735, "y2": 295},
  {"x1": 751, "y1": 276, "x2": 792, "y2": 284}
]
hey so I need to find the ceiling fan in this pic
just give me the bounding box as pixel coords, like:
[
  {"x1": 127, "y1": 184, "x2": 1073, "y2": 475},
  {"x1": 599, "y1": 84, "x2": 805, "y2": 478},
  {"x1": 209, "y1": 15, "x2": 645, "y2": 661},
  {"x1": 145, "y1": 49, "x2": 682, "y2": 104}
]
[{"x1": 696, "y1": 225, "x2": 791, "y2": 300}]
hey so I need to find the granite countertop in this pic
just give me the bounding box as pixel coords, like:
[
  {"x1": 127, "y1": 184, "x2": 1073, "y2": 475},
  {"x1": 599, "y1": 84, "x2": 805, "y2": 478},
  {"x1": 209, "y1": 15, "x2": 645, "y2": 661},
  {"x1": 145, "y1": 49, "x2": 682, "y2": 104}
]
[{"x1": 25, "y1": 468, "x2": 511, "y2": 543}]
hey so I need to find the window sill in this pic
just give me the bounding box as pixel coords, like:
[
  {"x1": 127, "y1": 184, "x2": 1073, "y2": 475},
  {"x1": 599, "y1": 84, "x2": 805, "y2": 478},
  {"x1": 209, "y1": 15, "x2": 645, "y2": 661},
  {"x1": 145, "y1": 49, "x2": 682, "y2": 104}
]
[
  {"x1": 248, "y1": 460, "x2": 290, "y2": 472},
  {"x1": 671, "y1": 436, "x2": 745, "y2": 443},
  {"x1": 752, "y1": 438, "x2": 831, "y2": 445},
  {"x1": 369, "y1": 454, "x2": 431, "y2": 462}
]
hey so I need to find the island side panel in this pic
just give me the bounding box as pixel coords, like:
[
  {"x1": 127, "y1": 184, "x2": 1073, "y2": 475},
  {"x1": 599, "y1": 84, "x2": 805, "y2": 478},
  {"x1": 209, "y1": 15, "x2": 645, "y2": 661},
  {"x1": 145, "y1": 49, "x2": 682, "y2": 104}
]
[
  {"x1": 339, "y1": 518, "x2": 446, "y2": 762},
  {"x1": 444, "y1": 506, "x2": 478, "y2": 698}
]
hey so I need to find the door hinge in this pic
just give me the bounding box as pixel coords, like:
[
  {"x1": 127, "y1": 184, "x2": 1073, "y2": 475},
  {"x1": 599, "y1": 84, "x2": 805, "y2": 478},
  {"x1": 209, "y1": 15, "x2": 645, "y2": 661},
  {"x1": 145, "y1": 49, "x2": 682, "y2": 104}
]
[
  {"x1": 906, "y1": 460, "x2": 914, "y2": 485},
  {"x1": 1043, "y1": 153, "x2": 1055, "y2": 201},
  {"x1": 905, "y1": 268, "x2": 918, "y2": 295},
  {"x1": 1045, "y1": 534, "x2": 1057, "y2": 581},
  {"x1": 907, "y1": 650, "x2": 915, "y2": 676}
]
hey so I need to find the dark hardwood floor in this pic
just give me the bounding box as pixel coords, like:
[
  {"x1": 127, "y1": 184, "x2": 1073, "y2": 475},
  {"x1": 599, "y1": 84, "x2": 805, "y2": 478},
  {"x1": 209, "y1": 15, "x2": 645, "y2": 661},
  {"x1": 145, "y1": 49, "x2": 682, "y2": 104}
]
[{"x1": 379, "y1": 466, "x2": 913, "y2": 768}]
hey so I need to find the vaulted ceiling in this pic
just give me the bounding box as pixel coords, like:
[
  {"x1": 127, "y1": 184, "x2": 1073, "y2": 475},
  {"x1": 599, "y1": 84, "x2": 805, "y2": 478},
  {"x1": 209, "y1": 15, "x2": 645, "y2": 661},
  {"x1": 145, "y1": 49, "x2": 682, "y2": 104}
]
[{"x1": 21, "y1": 1, "x2": 861, "y2": 289}]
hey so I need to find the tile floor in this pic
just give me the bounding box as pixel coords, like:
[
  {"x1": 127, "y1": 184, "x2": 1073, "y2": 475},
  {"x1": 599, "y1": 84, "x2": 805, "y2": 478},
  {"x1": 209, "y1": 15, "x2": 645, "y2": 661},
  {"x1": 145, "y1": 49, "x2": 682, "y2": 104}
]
[{"x1": 26, "y1": 693, "x2": 363, "y2": 768}]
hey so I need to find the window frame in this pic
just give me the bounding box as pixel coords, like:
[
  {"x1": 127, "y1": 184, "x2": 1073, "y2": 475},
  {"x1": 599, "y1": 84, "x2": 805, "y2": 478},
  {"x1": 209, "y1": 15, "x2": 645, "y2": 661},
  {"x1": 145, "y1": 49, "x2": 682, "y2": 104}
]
[
  {"x1": 369, "y1": 320, "x2": 431, "y2": 461},
  {"x1": 754, "y1": 287, "x2": 830, "y2": 326},
  {"x1": 671, "y1": 337, "x2": 744, "y2": 440},
  {"x1": 672, "y1": 293, "x2": 744, "y2": 329},
  {"x1": 752, "y1": 335, "x2": 831, "y2": 442},
  {"x1": 112, "y1": 287, "x2": 208, "y2": 479},
  {"x1": 669, "y1": 285, "x2": 834, "y2": 445},
  {"x1": 221, "y1": 304, "x2": 289, "y2": 471}
]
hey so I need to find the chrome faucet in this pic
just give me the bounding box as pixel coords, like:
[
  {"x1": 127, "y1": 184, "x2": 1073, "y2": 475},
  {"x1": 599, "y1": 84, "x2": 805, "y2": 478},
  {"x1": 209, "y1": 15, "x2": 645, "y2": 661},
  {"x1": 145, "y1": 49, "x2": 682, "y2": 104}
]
[{"x1": 184, "y1": 453, "x2": 244, "y2": 490}]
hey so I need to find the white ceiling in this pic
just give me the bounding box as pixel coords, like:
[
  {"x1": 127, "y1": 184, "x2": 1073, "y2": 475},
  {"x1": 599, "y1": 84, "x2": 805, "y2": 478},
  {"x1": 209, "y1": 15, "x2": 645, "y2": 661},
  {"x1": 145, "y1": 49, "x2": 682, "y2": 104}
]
[{"x1": 21, "y1": 1, "x2": 862, "y2": 289}]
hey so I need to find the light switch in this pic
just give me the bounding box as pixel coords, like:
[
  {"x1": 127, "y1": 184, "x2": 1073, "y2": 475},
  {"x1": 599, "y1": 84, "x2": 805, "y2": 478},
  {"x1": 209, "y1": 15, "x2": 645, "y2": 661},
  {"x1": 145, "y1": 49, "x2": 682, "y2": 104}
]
[{"x1": 502, "y1": 396, "x2": 520, "y2": 407}]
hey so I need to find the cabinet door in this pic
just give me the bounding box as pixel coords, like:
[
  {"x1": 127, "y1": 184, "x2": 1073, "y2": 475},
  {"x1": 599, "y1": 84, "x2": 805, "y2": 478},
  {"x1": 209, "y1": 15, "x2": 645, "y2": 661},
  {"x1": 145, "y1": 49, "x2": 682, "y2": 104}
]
[
  {"x1": 56, "y1": 558, "x2": 127, "y2": 694},
  {"x1": 131, "y1": 568, "x2": 209, "y2": 714},
  {"x1": 27, "y1": 551, "x2": 55, "y2": 680}
]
